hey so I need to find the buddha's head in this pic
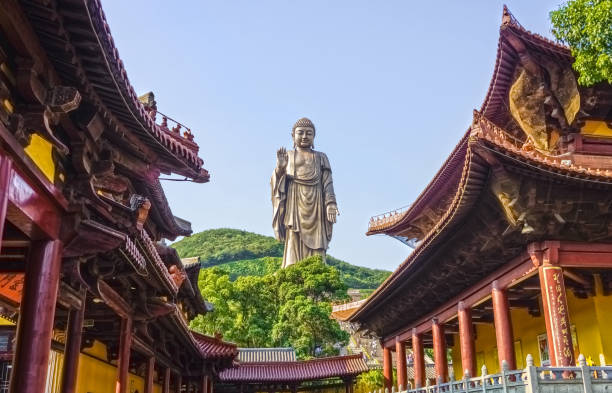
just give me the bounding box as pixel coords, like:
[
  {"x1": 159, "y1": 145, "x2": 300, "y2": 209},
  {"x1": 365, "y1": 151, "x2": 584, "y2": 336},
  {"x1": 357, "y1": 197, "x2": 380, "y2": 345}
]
[{"x1": 292, "y1": 117, "x2": 315, "y2": 149}]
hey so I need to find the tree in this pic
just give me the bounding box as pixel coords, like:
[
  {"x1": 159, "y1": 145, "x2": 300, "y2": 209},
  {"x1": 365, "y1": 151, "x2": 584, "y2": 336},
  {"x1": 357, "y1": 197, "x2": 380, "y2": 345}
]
[
  {"x1": 272, "y1": 295, "x2": 348, "y2": 358},
  {"x1": 190, "y1": 255, "x2": 350, "y2": 358},
  {"x1": 189, "y1": 267, "x2": 241, "y2": 341},
  {"x1": 275, "y1": 255, "x2": 348, "y2": 303},
  {"x1": 550, "y1": 0, "x2": 612, "y2": 86}
]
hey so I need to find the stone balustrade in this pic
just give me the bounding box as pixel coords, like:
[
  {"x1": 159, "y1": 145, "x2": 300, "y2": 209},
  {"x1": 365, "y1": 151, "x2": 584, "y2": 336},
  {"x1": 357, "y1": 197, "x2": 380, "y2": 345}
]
[{"x1": 368, "y1": 354, "x2": 612, "y2": 393}]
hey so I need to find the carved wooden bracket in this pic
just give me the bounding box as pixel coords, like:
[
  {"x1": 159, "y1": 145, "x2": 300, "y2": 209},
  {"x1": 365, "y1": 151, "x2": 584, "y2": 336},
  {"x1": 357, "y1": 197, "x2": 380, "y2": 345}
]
[
  {"x1": 168, "y1": 265, "x2": 187, "y2": 289},
  {"x1": 130, "y1": 195, "x2": 151, "y2": 231}
]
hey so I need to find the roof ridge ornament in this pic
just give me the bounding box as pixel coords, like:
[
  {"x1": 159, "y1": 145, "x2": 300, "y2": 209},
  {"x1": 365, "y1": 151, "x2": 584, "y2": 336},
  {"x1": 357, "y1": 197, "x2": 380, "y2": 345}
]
[{"x1": 501, "y1": 5, "x2": 522, "y2": 29}]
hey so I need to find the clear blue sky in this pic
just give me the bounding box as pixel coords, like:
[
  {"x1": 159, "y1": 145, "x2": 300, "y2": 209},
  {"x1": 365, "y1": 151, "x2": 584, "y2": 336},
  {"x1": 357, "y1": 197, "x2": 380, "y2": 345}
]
[{"x1": 103, "y1": 0, "x2": 562, "y2": 271}]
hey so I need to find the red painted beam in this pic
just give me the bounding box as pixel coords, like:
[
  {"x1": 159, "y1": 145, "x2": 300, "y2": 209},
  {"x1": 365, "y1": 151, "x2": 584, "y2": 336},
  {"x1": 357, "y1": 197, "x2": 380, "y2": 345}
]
[
  {"x1": 7, "y1": 168, "x2": 61, "y2": 239},
  {"x1": 98, "y1": 279, "x2": 131, "y2": 319}
]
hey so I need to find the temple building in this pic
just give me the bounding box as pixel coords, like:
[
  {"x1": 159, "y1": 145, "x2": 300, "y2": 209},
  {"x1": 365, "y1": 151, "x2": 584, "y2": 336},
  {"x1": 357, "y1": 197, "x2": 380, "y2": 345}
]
[
  {"x1": 338, "y1": 7, "x2": 612, "y2": 393},
  {"x1": 216, "y1": 348, "x2": 369, "y2": 393},
  {"x1": 0, "y1": 0, "x2": 238, "y2": 392}
]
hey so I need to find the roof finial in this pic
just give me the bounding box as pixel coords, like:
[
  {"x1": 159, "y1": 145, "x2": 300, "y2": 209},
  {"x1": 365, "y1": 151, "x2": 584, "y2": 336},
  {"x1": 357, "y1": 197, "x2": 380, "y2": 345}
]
[
  {"x1": 501, "y1": 5, "x2": 522, "y2": 29},
  {"x1": 502, "y1": 5, "x2": 512, "y2": 25}
]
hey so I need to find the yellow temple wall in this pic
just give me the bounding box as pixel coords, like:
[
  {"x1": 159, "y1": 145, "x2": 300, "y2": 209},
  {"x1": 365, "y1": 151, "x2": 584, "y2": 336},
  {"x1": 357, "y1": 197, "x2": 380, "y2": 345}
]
[
  {"x1": 581, "y1": 120, "x2": 612, "y2": 137},
  {"x1": 451, "y1": 290, "x2": 612, "y2": 379},
  {"x1": 75, "y1": 340, "x2": 162, "y2": 393},
  {"x1": 24, "y1": 133, "x2": 56, "y2": 183}
]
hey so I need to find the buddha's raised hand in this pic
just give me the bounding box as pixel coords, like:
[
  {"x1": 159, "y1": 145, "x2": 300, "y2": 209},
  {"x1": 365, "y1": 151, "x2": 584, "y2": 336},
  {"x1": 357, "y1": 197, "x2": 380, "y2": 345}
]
[{"x1": 277, "y1": 147, "x2": 288, "y2": 170}]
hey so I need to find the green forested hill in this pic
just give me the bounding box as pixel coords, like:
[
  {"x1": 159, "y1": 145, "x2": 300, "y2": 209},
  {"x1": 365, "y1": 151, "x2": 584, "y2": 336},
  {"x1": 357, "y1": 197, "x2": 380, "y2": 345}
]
[{"x1": 172, "y1": 228, "x2": 390, "y2": 289}]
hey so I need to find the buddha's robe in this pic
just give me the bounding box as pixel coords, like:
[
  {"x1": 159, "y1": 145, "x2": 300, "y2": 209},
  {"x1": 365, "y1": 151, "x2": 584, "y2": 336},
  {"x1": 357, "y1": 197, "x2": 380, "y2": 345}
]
[{"x1": 271, "y1": 150, "x2": 336, "y2": 268}]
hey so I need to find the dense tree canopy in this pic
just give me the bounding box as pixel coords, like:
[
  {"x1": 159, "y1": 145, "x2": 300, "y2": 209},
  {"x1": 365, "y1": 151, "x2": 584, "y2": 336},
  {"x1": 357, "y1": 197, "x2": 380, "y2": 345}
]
[
  {"x1": 550, "y1": 0, "x2": 612, "y2": 85},
  {"x1": 189, "y1": 256, "x2": 350, "y2": 358}
]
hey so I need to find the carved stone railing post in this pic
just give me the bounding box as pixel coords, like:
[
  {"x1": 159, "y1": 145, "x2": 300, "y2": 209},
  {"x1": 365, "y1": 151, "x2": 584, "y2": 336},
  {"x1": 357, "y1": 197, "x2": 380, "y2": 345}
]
[
  {"x1": 600, "y1": 354, "x2": 608, "y2": 379},
  {"x1": 579, "y1": 354, "x2": 593, "y2": 393},
  {"x1": 463, "y1": 370, "x2": 471, "y2": 392},
  {"x1": 500, "y1": 360, "x2": 508, "y2": 393},
  {"x1": 524, "y1": 354, "x2": 539, "y2": 393},
  {"x1": 480, "y1": 365, "x2": 488, "y2": 393}
]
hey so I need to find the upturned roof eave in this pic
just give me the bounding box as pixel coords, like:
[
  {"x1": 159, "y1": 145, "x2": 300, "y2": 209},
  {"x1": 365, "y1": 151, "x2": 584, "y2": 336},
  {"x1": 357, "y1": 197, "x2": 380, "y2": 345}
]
[
  {"x1": 366, "y1": 131, "x2": 471, "y2": 236},
  {"x1": 351, "y1": 138, "x2": 481, "y2": 325},
  {"x1": 20, "y1": 0, "x2": 208, "y2": 181}
]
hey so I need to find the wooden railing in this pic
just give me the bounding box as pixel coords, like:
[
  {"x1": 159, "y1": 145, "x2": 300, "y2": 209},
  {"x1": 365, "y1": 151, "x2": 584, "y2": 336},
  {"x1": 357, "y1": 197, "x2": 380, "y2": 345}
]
[
  {"x1": 332, "y1": 299, "x2": 367, "y2": 313},
  {"x1": 368, "y1": 205, "x2": 411, "y2": 232},
  {"x1": 368, "y1": 354, "x2": 612, "y2": 393}
]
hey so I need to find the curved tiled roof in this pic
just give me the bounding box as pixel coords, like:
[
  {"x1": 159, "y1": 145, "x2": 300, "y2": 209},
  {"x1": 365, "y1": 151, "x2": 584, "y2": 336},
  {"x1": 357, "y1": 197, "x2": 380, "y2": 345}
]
[
  {"x1": 238, "y1": 348, "x2": 297, "y2": 363},
  {"x1": 367, "y1": 132, "x2": 469, "y2": 235},
  {"x1": 473, "y1": 112, "x2": 612, "y2": 182},
  {"x1": 135, "y1": 179, "x2": 193, "y2": 239},
  {"x1": 480, "y1": 6, "x2": 571, "y2": 127},
  {"x1": 219, "y1": 354, "x2": 368, "y2": 383},
  {"x1": 192, "y1": 331, "x2": 239, "y2": 361},
  {"x1": 20, "y1": 0, "x2": 209, "y2": 182}
]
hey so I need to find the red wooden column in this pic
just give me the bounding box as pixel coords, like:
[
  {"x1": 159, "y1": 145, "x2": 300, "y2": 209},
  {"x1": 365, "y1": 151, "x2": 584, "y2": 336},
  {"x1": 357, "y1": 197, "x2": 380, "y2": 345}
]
[
  {"x1": 59, "y1": 290, "x2": 86, "y2": 393},
  {"x1": 200, "y1": 376, "x2": 208, "y2": 393},
  {"x1": 115, "y1": 317, "x2": 133, "y2": 393},
  {"x1": 9, "y1": 239, "x2": 62, "y2": 393},
  {"x1": 206, "y1": 376, "x2": 212, "y2": 393},
  {"x1": 0, "y1": 157, "x2": 12, "y2": 243},
  {"x1": 382, "y1": 346, "x2": 393, "y2": 391},
  {"x1": 144, "y1": 357, "x2": 155, "y2": 393},
  {"x1": 175, "y1": 373, "x2": 183, "y2": 393},
  {"x1": 344, "y1": 377, "x2": 355, "y2": 393},
  {"x1": 412, "y1": 329, "x2": 425, "y2": 388},
  {"x1": 163, "y1": 368, "x2": 171, "y2": 393},
  {"x1": 396, "y1": 337, "x2": 407, "y2": 390},
  {"x1": 432, "y1": 319, "x2": 448, "y2": 383},
  {"x1": 539, "y1": 264, "x2": 574, "y2": 367},
  {"x1": 457, "y1": 301, "x2": 476, "y2": 378},
  {"x1": 491, "y1": 280, "x2": 516, "y2": 370}
]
